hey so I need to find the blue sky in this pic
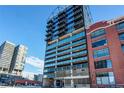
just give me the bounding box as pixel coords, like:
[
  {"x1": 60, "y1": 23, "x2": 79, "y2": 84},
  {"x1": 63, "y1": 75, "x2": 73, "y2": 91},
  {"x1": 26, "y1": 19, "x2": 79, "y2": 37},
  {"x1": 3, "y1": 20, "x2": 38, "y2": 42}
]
[{"x1": 0, "y1": 5, "x2": 124, "y2": 74}]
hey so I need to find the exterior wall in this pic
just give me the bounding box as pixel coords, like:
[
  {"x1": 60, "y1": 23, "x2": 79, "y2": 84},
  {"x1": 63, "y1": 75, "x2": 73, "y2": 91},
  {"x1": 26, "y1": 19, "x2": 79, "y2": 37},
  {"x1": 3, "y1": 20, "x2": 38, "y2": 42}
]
[
  {"x1": 86, "y1": 17, "x2": 124, "y2": 87},
  {"x1": 106, "y1": 25, "x2": 124, "y2": 85}
]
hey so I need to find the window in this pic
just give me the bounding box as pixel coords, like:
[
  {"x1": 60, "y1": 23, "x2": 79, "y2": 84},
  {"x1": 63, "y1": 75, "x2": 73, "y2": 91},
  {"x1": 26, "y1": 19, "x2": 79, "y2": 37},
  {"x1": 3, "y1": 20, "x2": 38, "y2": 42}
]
[
  {"x1": 93, "y1": 48, "x2": 110, "y2": 58},
  {"x1": 117, "y1": 22, "x2": 124, "y2": 30},
  {"x1": 121, "y1": 45, "x2": 124, "y2": 52},
  {"x1": 119, "y1": 33, "x2": 124, "y2": 40},
  {"x1": 96, "y1": 72, "x2": 115, "y2": 85},
  {"x1": 82, "y1": 62, "x2": 88, "y2": 68},
  {"x1": 91, "y1": 29, "x2": 106, "y2": 39},
  {"x1": 92, "y1": 39, "x2": 107, "y2": 48},
  {"x1": 95, "y1": 60, "x2": 112, "y2": 69}
]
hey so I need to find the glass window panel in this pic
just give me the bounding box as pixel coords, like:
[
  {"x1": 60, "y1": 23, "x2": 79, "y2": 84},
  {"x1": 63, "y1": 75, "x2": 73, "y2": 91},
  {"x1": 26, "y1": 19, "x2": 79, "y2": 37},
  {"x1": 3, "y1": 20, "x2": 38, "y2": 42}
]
[
  {"x1": 109, "y1": 77, "x2": 115, "y2": 84},
  {"x1": 96, "y1": 72, "x2": 115, "y2": 85},
  {"x1": 107, "y1": 60, "x2": 112, "y2": 68},
  {"x1": 109, "y1": 72, "x2": 114, "y2": 76},
  {"x1": 95, "y1": 60, "x2": 112, "y2": 69},
  {"x1": 101, "y1": 77, "x2": 109, "y2": 84},
  {"x1": 92, "y1": 39, "x2": 107, "y2": 48},
  {"x1": 117, "y1": 22, "x2": 124, "y2": 30},
  {"x1": 96, "y1": 77, "x2": 101, "y2": 84},
  {"x1": 91, "y1": 29, "x2": 106, "y2": 39},
  {"x1": 93, "y1": 48, "x2": 110, "y2": 58},
  {"x1": 119, "y1": 33, "x2": 124, "y2": 40}
]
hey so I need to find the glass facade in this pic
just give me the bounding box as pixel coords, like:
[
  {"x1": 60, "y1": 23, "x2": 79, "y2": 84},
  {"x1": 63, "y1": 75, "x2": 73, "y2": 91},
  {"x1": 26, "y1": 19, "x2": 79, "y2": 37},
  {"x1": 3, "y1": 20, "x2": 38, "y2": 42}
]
[
  {"x1": 94, "y1": 60, "x2": 112, "y2": 69},
  {"x1": 117, "y1": 22, "x2": 124, "y2": 30},
  {"x1": 93, "y1": 48, "x2": 110, "y2": 58},
  {"x1": 44, "y1": 5, "x2": 92, "y2": 87},
  {"x1": 96, "y1": 72, "x2": 115, "y2": 85},
  {"x1": 91, "y1": 29, "x2": 106, "y2": 39},
  {"x1": 92, "y1": 38, "x2": 107, "y2": 48},
  {"x1": 45, "y1": 31, "x2": 88, "y2": 69}
]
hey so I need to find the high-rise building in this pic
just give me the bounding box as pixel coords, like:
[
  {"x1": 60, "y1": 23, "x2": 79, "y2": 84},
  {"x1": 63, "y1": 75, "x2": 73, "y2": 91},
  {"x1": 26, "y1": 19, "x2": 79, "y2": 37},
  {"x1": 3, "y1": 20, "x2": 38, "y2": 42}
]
[
  {"x1": 43, "y1": 5, "x2": 92, "y2": 88},
  {"x1": 34, "y1": 74, "x2": 43, "y2": 82},
  {"x1": 87, "y1": 16, "x2": 124, "y2": 88},
  {"x1": 9, "y1": 45, "x2": 28, "y2": 76},
  {"x1": 0, "y1": 41, "x2": 27, "y2": 76},
  {"x1": 0, "y1": 41, "x2": 15, "y2": 73}
]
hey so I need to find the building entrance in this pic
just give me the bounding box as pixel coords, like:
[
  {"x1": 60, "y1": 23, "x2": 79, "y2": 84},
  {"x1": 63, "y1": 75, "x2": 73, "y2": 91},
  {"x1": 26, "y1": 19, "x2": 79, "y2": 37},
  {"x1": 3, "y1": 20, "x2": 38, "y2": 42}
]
[{"x1": 56, "y1": 80, "x2": 64, "y2": 88}]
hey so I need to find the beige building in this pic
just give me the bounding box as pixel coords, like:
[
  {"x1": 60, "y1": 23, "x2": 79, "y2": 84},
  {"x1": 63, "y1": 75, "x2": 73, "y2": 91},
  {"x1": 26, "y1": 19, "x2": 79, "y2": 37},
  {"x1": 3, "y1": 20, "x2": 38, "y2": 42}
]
[
  {"x1": 0, "y1": 41, "x2": 15, "y2": 73},
  {"x1": 10, "y1": 45, "x2": 28, "y2": 76}
]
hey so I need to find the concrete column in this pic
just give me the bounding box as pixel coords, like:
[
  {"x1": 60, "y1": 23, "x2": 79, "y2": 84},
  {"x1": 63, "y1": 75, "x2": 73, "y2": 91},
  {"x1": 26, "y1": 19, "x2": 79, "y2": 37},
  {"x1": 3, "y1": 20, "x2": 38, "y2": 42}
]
[
  {"x1": 1, "y1": 67, "x2": 3, "y2": 73},
  {"x1": 70, "y1": 77, "x2": 74, "y2": 88},
  {"x1": 54, "y1": 80, "x2": 56, "y2": 88},
  {"x1": 63, "y1": 79, "x2": 65, "y2": 88},
  {"x1": 70, "y1": 61, "x2": 73, "y2": 88}
]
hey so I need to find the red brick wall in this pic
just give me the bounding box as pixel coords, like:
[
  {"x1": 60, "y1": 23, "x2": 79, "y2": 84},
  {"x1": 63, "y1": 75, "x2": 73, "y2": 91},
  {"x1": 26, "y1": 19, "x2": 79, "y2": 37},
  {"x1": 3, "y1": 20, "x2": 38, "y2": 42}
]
[{"x1": 86, "y1": 20, "x2": 124, "y2": 87}]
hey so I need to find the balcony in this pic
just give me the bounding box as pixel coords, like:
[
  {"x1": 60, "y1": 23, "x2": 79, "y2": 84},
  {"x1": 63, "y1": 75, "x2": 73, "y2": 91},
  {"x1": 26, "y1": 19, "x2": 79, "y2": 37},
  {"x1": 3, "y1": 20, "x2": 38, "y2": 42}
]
[
  {"x1": 44, "y1": 68, "x2": 55, "y2": 73},
  {"x1": 71, "y1": 50, "x2": 87, "y2": 57},
  {"x1": 45, "y1": 37, "x2": 52, "y2": 41},
  {"x1": 72, "y1": 45, "x2": 86, "y2": 51},
  {"x1": 72, "y1": 57, "x2": 88, "y2": 63},
  {"x1": 46, "y1": 49, "x2": 56, "y2": 55},
  {"x1": 58, "y1": 24, "x2": 66, "y2": 30},
  {"x1": 73, "y1": 7, "x2": 82, "y2": 15},
  {"x1": 73, "y1": 6, "x2": 82, "y2": 11},
  {"x1": 45, "y1": 54, "x2": 56, "y2": 60},
  {"x1": 57, "y1": 45, "x2": 70, "y2": 52},
  {"x1": 57, "y1": 54, "x2": 71, "y2": 61},
  {"x1": 56, "y1": 70, "x2": 71, "y2": 77},
  {"x1": 45, "y1": 57, "x2": 56, "y2": 63},
  {"x1": 47, "y1": 19, "x2": 53, "y2": 25},
  {"x1": 73, "y1": 68, "x2": 89, "y2": 76},
  {"x1": 44, "y1": 63, "x2": 56, "y2": 68},
  {"x1": 45, "y1": 74, "x2": 55, "y2": 78},
  {"x1": 57, "y1": 60, "x2": 71, "y2": 66},
  {"x1": 46, "y1": 43, "x2": 57, "y2": 50},
  {"x1": 57, "y1": 49, "x2": 71, "y2": 56},
  {"x1": 74, "y1": 13, "x2": 83, "y2": 20},
  {"x1": 46, "y1": 32, "x2": 52, "y2": 37},
  {"x1": 72, "y1": 39, "x2": 86, "y2": 46},
  {"x1": 58, "y1": 19, "x2": 66, "y2": 26},
  {"x1": 56, "y1": 65, "x2": 71, "y2": 71},
  {"x1": 58, "y1": 15, "x2": 66, "y2": 21}
]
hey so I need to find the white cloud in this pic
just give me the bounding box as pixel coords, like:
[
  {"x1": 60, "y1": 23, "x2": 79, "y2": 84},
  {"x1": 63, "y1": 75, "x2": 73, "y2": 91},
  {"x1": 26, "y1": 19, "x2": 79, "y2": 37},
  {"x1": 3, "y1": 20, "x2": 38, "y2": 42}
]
[
  {"x1": 22, "y1": 71, "x2": 38, "y2": 75},
  {"x1": 25, "y1": 56, "x2": 44, "y2": 73}
]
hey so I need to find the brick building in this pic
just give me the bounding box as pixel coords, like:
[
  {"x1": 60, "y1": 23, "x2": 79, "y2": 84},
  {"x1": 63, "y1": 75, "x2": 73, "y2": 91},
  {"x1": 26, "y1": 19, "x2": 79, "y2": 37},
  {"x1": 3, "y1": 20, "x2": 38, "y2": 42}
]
[{"x1": 87, "y1": 16, "x2": 124, "y2": 88}]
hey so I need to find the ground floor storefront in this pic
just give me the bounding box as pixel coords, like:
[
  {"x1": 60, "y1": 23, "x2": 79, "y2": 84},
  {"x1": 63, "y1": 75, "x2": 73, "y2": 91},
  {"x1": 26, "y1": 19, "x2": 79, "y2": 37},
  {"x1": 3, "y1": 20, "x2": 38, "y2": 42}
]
[{"x1": 43, "y1": 76, "x2": 90, "y2": 88}]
